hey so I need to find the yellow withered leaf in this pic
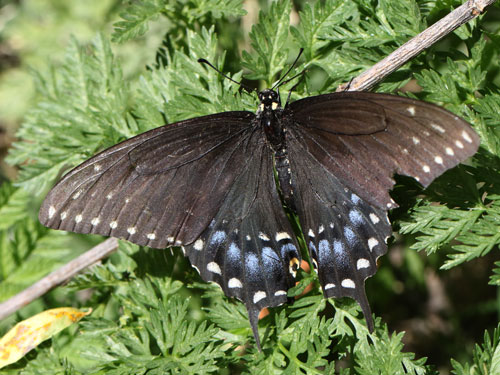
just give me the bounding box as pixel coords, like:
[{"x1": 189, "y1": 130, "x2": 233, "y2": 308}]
[{"x1": 0, "y1": 307, "x2": 91, "y2": 368}]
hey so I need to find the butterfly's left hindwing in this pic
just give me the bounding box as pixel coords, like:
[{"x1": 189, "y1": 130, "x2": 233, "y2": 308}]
[{"x1": 185, "y1": 128, "x2": 301, "y2": 349}]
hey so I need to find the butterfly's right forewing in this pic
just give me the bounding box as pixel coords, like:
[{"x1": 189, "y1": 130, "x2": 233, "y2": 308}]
[{"x1": 289, "y1": 92, "x2": 479, "y2": 209}]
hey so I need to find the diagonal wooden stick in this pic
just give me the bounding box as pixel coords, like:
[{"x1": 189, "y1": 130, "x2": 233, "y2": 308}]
[
  {"x1": 339, "y1": 0, "x2": 496, "y2": 92},
  {"x1": 0, "y1": 238, "x2": 118, "y2": 321}
]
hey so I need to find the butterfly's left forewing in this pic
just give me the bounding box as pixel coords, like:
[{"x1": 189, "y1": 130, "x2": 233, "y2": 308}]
[
  {"x1": 40, "y1": 112, "x2": 301, "y2": 349},
  {"x1": 39, "y1": 112, "x2": 256, "y2": 248}
]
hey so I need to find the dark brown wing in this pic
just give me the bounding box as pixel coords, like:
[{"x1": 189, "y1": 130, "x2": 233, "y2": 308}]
[
  {"x1": 185, "y1": 127, "x2": 300, "y2": 349},
  {"x1": 39, "y1": 111, "x2": 256, "y2": 248},
  {"x1": 288, "y1": 92, "x2": 480, "y2": 209}
]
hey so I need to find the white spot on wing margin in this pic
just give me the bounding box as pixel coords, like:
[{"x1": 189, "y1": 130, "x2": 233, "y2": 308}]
[
  {"x1": 253, "y1": 291, "x2": 267, "y2": 303},
  {"x1": 275, "y1": 232, "x2": 291, "y2": 241},
  {"x1": 207, "y1": 262, "x2": 222, "y2": 275},
  {"x1": 341, "y1": 279, "x2": 355, "y2": 288},
  {"x1": 357, "y1": 258, "x2": 370, "y2": 270},
  {"x1": 368, "y1": 237, "x2": 379, "y2": 251},
  {"x1": 228, "y1": 278, "x2": 242, "y2": 288},
  {"x1": 369, "y1": 213, "x2": 380, "y2": 224},
  {"x1": 193, "y1": 239, "x2": 204, "y2": 251},
  {"x1": 462, "y1": 130, "x2": 473, "y2": 143}
]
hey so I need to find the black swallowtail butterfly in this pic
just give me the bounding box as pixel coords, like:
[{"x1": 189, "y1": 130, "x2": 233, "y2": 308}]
[{"x1": 39, "y1": 77, "x2": 479, "y2": 349}]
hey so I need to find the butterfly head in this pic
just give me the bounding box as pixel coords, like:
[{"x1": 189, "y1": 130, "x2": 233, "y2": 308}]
[{"x1": 258, "y1": 89, "x2": 281, "y2": 112}]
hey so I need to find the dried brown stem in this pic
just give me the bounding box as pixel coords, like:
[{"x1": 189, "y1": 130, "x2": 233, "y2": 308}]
[
  {"x1": 338, "y1": 0, "x2": 496, "y2": 92},
  {"x1": 0, "y1": 238, "x2": 118, "y2": 321}
]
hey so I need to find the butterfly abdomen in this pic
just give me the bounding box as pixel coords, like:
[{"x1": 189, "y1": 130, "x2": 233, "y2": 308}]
[
  {"x1": 257, "y1": 89, "x2": 298, "y2": 211},
  {"x1": 274, "y1": 148, "x2": 296, "y2": 211}
]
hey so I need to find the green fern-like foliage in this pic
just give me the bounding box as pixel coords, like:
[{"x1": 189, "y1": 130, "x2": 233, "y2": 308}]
[
  {"x1": 1, "y1": 0, "x2": 500, "y2": 373},
  {"x1": 451, "y1": 324, "x2": 500, "y2": 375}
]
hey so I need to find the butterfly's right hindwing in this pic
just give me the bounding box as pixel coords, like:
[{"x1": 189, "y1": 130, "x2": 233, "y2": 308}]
[{"x1": 285, "y1": 130, "x2": 391, "y2": 330}]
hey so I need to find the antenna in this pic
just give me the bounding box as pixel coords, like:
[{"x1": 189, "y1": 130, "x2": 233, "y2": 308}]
[
  {"x1": 197, "y1": 58, "x2": 256, "y2": 93},
  {"x1": 272, "y1": 48, "x2": 304, "y2": 89},
  {"x1": 278, "y1": 68, "x2": 307, "y2": 88},
  {"x1": 284, "y1": 70, "x2": 307, "y2": 107}
]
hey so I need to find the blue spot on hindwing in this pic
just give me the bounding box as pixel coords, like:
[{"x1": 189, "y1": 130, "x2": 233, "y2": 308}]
[
  {"x1": 351, "y1": 194, "x2": 361, "y2": 204},
  {"x1": 227, "y1": 242, "x2": 241, "y2": 262},
  {"x1": 333, "y1": 240, "x2": 344, "y2": 255},
  {"x1": 280, "y1": 242, "x2": 297, "y2": 259},
  {"x1": 318, "y1": 239, "x2": 331, "y2": 262},
  {"x1": 349, "y1": 209, "x2": 363, "y2": 225},
  {"x1": 344, "y1": 227, "x2": 356, "y2": 246},
  {"x1": 262, "y1": 247, "x2": 280, "y2": 272},
  {"x1": 210, "y1": 230, "x2": 226, "y2": 246},
  {"x1": 333, "y1": 240, "x2": 348, "y2": 266},
  {"x1": 245, "y1": 253, "x2": 260, "y2": 277}
]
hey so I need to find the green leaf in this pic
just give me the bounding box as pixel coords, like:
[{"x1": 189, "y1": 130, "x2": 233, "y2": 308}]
[
  {"x1": 377, "y1": 0, "x2": 424, "y2": 40},
  {"x1": 135, "y1": 26, "x2": 250, "y2": 127},
  {"x1": 291, "y1": 0, "x2": 359, "y2": 57},
  {"x1": 451, "y1": 324, "x2": 500, "y2": 375},
  {"x1": 0, "y1": 182, "x2": 31, "y2": 230},
  {"x1": 189, "y1": 0, "x2": 246, "y2": 20},
  {"x1": 112, "y1": 0, "x2": 170, "y2": 43},
  {"x1": 6, "y1": 34, "x2": 133, "y2": 195},
  {"x1": 444, "y1": 199, "x2": 500, "y2": 269},
  {"x1": 241, "y1": 0, "x2": 292, "y2": 83},
  {"x1": 400, "y1": 203, "x2": 483, "y2": 255},
  {"x1": 355, "y1": 330, "x2": 431, "y2": 375}
]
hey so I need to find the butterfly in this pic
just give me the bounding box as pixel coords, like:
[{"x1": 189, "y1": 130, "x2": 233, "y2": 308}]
[{"x1": 39, "y1": 73, "x2": 479, "y2": 349}]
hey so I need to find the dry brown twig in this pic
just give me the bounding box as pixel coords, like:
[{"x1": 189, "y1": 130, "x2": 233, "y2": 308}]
[
  {"x1": 339, "y1": 0, "x2": 496, "y2": 92},
  {"x1": 0, "y1": 0, "x2": 495, "y2": 322},
  {"x1": 0, "y1": 238, "x2": 118, "y2": 320}
]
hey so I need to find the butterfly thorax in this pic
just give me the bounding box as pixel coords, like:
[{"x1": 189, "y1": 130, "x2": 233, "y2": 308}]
[{"x1": 258, "y1": 89, "x2": 285, "y2": 151}]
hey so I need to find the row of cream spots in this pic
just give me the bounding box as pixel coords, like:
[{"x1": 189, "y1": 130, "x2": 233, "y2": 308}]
[
  {"x1": 324, "y1": 278, "x2": 356, "y2": 290},
  {"x1": 309, "y1": 224, "x2": 379, "y2": 251},
  {"x1": 204, "y1": 262, "x2": 288, "y2": 303},
  {"x1": 253, "y1": 290, "x2": 287, "y2": 304},
  {"x1": 49, "y1": 206, "x2": 161, "y2": 241},
  {"x1": 405, "y1": 107, "x2": 473, "y2": 158},
  {"x1": 406, "y1": 108, "x2": 474, "y2": 147},
  {"x1": 411, "y1": 130, "x2": 474, "y2": 181}
]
